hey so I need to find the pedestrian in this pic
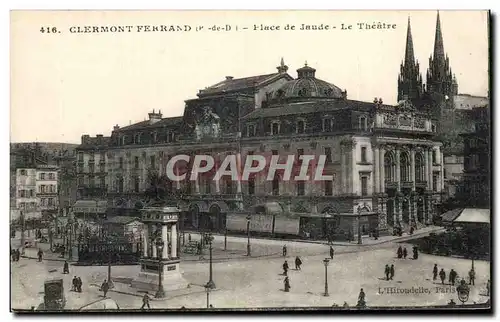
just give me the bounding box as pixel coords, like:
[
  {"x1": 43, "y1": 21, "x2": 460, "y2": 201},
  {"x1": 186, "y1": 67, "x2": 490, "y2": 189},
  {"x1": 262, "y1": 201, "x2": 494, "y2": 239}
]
[
  {"x1": 284, "y1": 276, "x2": 290, "y2": 292},
  {"x1": 357, "y1": 288, "x2": 366, "y2": 307},
  {"x1": 295, "y1": 256, "x2": 302, "y2": 270},
  {"x1": 390, "y1": 264, "x2": 395, "y2": 280},
  {"x1": 403, "y1": 248, "x2": 408, "y2": 259},
  {"x1": 37, "y1": 249, "x2": 43, "y2": 262},
  {"x1": 11, "y1": 249, "x2": 16, "y2": 262},
  {"x1": 283, "y1": 260, "x2": 289, "y2": 276},
  {"x1": 329, "y1": 246, "x2": 334, "y2": 259},
  {"x1": 439, "y1": 268, "x2": 446, "y2": 285},
  {"x1": 433, "y1": 264, "x2": 438, "y2": 281},
  {"x1": 15, "y1": 249, "x2": 20, "y2": 261},
  {"x1": 63, "y1": 261, "x2": 69, "y2": 274},
  {"x1": 397, "y1": 246, "x2": 403, "y2": 259},
  {"x1": 384, "y1": 264, "x2": 390, "y2": 281},
  {"x1": 410, "y1": 226, "x2": 414, "y2": 235},
  {"x1": 468, "y1": 269, "x2": 475, "y2": 286},
  {"x1": 101, "y1": 279, "x2": 109, "y2": 297},
  {"x1": 449, "y1": 269, "x2": 457, "y2": 285},
  {"x1": 72, "y1": 276, "x2": 77, "y2": 291},
  {"x1": 282, "y1": 245, "x2": 287, "y2": 257},
  {"x1": 77, "y1": 277, "x2": 83, "y2": 292},
  {"x1": 486, "y1": 279, "x2": 490, "y2": 296},
  {"x1": 413, "y1": 246, "x2": 419, "y2": 260},
  {"x1": 141, "y1": 292, "x2": 151, "y2": 309}
]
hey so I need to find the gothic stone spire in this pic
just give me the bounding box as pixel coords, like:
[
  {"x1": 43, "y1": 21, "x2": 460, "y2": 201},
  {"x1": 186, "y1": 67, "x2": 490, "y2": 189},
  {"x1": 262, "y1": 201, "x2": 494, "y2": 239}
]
[{"x1": 397, "y1": 16, "x2": 423, "y2": 103}]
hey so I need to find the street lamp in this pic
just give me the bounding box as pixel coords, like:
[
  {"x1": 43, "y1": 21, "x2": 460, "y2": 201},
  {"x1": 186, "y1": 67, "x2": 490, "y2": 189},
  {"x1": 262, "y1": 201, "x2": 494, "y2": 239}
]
[
  {"x1": 323, "y1": 258, "x2": 330, "y2": 297},
  {"x1": 107, "y1": 239, "x2": 114, "y2": 289},
  {"x1": 66, "y1": 218, "x2": 73, "y2": 260},
  {"x1": 205, "y1": 233, "x2": 216, "y2": 289},
  {"x1": 155, "y1": 238, "x2": 165, "y2": 299},
  {"x1": 246, "y1": 215, "x2": 251, "y2": 256},
  {"x1": 357, "y1": 207, "x2": 362, "y2": 245},
  {"x1": 205, "y1": 283, "x2": 212, "y2": 308},
  {"x1": 456, "y1": 279, "x2": 470, "y2": 305}
]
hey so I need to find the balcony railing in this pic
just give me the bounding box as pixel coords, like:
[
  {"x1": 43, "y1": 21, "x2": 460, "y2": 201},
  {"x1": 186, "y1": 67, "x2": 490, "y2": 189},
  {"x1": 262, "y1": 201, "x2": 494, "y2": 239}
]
[{"x1": 385, "y1": 180, "x2": 398, "y2": 189}]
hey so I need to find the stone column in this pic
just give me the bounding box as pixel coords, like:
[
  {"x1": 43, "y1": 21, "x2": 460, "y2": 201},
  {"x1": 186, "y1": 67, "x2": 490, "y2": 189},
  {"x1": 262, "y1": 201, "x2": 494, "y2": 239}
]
[
  {"x1": 427, "y1": 149, "x2": 433, "y2": 190},
  {"x1": 171, "y1": 223, "x2": 177, "y2": 258},
  {"x1": 410, "y1": 148, "x2": 416, "y2": 191},
  {"x1": 440, "y1": 151, "x2": 445, "y2": 191},
  {"x1": 424, "y1": 149, "x2": 430, "y2": 190},
  {"x1": 351, "y1": 143, "x2": 356, "y2": 195},
  {"x1": 142, "y1": 224, "x2": 149, "y2": 257},
  {"x1": 395, "y1": 148, "x2": 401, "y2": 192},
  {"x1": 152, "y1": 235, "x2": 157, "y2": 258},
  {"x1": 398, "y1": 197, "x2": 403, "y2": 222},
  {"x1": 374, "y1": 145, "x2": 380, "y2": 194},
  {"x1": 162, "y1": 224, "x2": 170, "y2": 259},
  {"x1": 380, "y1": 147, "x2": 385, "y2": 194},
  {"x1": 392, "y1": 199, "x2": 397, "y2": 224},
  {"x1": 341, "y1": 147, "x2": 347, "y2": 194},
  {"x1": 215, "y1": 154, "x2": 221, "y2": 194}
]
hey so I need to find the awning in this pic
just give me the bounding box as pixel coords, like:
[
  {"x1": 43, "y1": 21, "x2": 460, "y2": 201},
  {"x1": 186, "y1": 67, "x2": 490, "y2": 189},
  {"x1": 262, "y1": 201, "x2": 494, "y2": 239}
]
[
  {"x1": 254, "y1": 202, "x2": 283, "y2": 215},
  {"x1": 441, "y1": 208, "x2": 490, "y2": 224},
  {"x1": 454, "y1": 208, "x2": 490, "y2": 224},
  {"x1": 72, "y1": 200, "x2": 107, "y2": 214}
]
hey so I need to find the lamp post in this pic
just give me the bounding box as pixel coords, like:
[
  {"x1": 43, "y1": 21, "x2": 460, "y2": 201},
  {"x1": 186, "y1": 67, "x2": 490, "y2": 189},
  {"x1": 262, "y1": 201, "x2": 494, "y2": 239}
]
[
  {"x1": 205, "y1": 283, "x2": 211, "y2": 308},
  {"x1": 246, "y1": 215, "x2": 251, "y2": 256},
  {"x1": 357, "y1": 207, "x2": 362, "y2": 245},
  {"x1": 224, "y1": 227, "x2": 227, "y2": 251},
  {"x1": 323, "y1": 258, "x2": 330, "y2": 297},
  {"x1": 456, "y1": 279, "x2": 470, "y2": 305},
  {"x1": 205, "y1": 233, "x2": 216, "y2": 289},
  {"x1": 66, "y1": 218, "x2": 73, "y2": 260},
  {"x1": 107, "y1": 239, "x2": 114, "y2": 289},
  {"x1": 155, "y1": 238, "x2": 165, "y2": 299}
]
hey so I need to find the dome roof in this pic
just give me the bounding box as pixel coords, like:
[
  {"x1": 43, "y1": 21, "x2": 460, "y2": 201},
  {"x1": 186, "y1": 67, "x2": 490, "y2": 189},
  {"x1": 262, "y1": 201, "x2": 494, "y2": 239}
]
[{"x1": 269, "y1": 63, "x2": 345, "y2": 100}]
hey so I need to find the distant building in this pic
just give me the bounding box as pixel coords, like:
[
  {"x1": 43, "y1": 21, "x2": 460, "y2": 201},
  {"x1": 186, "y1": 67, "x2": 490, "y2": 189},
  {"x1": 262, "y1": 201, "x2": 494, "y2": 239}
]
[
  {"x1": 15, "y1": 168, "x2": 38, "y2": 219},
  {"x1": 459, "y1": 106, "x2": 490, "y2": 207},
  {"x1": 36, "y1": 165, "x2": 59, "y2": 214}
]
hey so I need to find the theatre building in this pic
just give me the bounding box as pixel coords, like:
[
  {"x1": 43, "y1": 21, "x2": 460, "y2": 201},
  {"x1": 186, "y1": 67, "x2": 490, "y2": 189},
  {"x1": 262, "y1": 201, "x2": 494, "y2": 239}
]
[{"x1": 76, "y1": 59, "x2": 444, "y2": 241}]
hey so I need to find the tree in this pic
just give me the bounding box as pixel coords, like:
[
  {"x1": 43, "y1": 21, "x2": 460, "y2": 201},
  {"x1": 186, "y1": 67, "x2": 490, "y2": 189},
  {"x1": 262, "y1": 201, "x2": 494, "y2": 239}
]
[{"x1": 144, "y1": 169, "x2": 179, "y2": 206}]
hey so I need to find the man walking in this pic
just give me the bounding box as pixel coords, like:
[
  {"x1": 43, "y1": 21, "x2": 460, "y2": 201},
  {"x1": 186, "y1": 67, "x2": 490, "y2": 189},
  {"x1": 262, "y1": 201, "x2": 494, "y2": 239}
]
[
  {"x1": 384, "y1": 264, "x2": 390, "y2": 281},
  {"x1": 37, "y1": 249, "x2": 43, "y2": 262},
  {"x1": 449, "y1": 269, "x2": 457, "y2": 285},
  {"x1": 295, "y1": 256, "x2": 302, "y2": 270},
  {"x1": 141, "y1": 292, "x2": 151, "y2": 310},
  {"x1": 101, "y1": 279, "x2": 109, "y2": 297},
  {"x1": 439, "y1": 268, "x2": 446, "y2": 285},
  {"x1": 390, "y1": 264, "x2": 395, "y2": 280},
  {"x1": 468, "y1": 268, "x2": 475, "y2": 286},
  {"x1": 397, "y1": 246, "x2": 403, "y2": 259},
  {"x1": 63, "y1": 261, "x2": 69, "y2": 274},
  {"x1": 284, "y1": 276, "x2": 290, "y2": 292},
  {"x1": 403, "y1": 248, "x2": 408, "y2": 259},
  {"x1": 77, "y1": 277, "x2": 83, "y2": 292},
  {"x1": 282, "y1": 245, "x2": 287, "y2": 257},
  {"x1": 283, "y1": 260, "x2": 289, "y2": 276},
  {"x1": 72, "y1": 276, "x2": 78, "y2": 291},
  {"x1": 329, "y1": 246, "x2": 334, "y2": 259},
  {"x1": 433, "y1": 264, "x2": 438, "y2": 281}
]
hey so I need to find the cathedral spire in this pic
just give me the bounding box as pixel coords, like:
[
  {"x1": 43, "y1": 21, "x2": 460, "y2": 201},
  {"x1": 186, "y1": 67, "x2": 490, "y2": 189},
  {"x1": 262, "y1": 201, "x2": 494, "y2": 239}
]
[
  {"x1": 433, "y1": 11, "x2": 446, "y2": 66},
  {"x1": 397, "y1": 15, "x2": 423, "y2": 104},
  {"x1": 404, "y1": 16, "x2": 415, "y2": 67}
]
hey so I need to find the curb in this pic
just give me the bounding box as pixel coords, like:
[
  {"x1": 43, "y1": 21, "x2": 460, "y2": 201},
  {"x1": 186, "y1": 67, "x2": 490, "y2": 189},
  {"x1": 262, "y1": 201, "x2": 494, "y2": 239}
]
[{"x1": 90, "y1": 283, "x2": 210, "y2": 301}]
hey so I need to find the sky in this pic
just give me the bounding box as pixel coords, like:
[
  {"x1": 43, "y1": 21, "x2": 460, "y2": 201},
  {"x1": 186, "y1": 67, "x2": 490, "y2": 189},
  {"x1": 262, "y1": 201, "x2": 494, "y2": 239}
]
[{"x1": 10, "y1": 10, "x2": 489, "y2": 143}]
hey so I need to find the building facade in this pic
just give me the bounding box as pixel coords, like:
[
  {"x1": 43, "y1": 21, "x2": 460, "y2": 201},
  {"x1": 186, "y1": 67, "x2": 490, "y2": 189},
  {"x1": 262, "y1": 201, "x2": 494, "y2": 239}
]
[
  {"x1": 36, "y1": 165, "x2": 59, "y2": 213},
  {"x1": 75, "y1": 59, "x2": 444, "y2": 240}
]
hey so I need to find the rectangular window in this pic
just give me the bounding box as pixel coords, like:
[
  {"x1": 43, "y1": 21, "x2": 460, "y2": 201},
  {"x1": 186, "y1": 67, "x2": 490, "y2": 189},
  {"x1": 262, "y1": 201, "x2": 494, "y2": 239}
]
[
  {"x1": 48, "y1": 173, "x2": 55, "y2": 180},
  {"x1": 323, "y1": 119, "x2": 332, "y2": 132},
  {"x1": 324, "y1": 180, "x2": 333, "y2": 196},
  {"x1": 135, "y1": 156, "x2": 140, "y2": 169},
  {"x1": 248, "y1": 178, "x2": 255, "y2": 195},
  {"x1": 432, "y1": 150, "x2": 437, "y2": 164},
  {"x1": 48, "y1": 198, "x2": 54, "y2": 206},
  {"x1": 272, "y1": 123, "x2": 279, "y2": 135},
  {"x1": 150, "y1": 155, "x2": 156, "y2": 168},
  {"x1": 40, "y1": 185, "x2": 46, "y2": 193},
  {"x1": 324, "y1": 147, "x2": 332, "y2": 164},
  {"x1": 40, "y1": 173, "x2": 46, "y2": 180},
  {"x1": 297, "y1": 181, "x2": 305, "y2": 196},
  {"x1": 100, "y1": 177, "x2": 106, "y2": 188},
  {"x1": 119, "y1": 157, "x2": 124, "y2": 169},
  {"x1": 272, "y1": 150, "x2": 278, "y2": 156},
  {"x1": 134, "y1": 177, "x2": 140, "y2": 193},
  {"x1": 361, "y1": 147, "x2": 367, "y2": 163},
  {"x1": 20, "y1": 169, "x2": 27, "y2": 176},
  {"x1": 361, "y1": 176, "x2": 368, "y2": 196},
  {"x1": 433, "y1": 174, "x2": 438, "y2": 191},
  {"x1": 89, "y1": 164, "x2": 94, "y2": 173},
  {"x1": 78, "y1": 152, "x2": 84, "y2": 161},
  {"x1": 248, "y1": 125, "x2": 255, "y2": 137}
]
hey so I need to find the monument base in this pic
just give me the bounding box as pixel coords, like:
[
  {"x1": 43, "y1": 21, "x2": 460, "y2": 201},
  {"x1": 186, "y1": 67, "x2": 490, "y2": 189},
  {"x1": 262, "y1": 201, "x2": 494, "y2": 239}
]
[{"x1": 131, "y1": 259, "x2": 189, "y2": 292}]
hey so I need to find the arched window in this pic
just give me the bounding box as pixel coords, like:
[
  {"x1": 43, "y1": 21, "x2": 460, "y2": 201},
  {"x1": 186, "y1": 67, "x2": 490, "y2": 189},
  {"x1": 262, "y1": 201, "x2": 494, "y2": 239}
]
[
  {"x1": 296, "y1": 119, "x2": 306, "y2": 134},
  {"x1": 271, "y1": 122, "x2": 280, "y2": 135},
  {"x1": 415, "y1": 152, "x2": 425, "y2": 182},
  {"x1": 400, "y1": 152, "x2": 410, "y2": 182},
  {"x1": 272, "y1": 173, "x2": 280, "y2": 196},
  {"x1": 384, "y1": 151, "x2": 396, "y2": 182},
  {"x1": 152, "y1": 132, "x2": 158, "y2": 143},
  {"x1": 121, "y1": 135, "x2": 127, "y2": 146}
]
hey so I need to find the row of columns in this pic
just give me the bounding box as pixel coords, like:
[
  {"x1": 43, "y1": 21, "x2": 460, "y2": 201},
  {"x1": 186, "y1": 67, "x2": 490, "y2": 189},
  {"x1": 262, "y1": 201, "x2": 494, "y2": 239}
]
[
  {"x1": 142, "y1": 223, "x2": 178, "y2": 260},
  {"x1": 385, "y1": 196, "x2": 432, "y2": 226}
]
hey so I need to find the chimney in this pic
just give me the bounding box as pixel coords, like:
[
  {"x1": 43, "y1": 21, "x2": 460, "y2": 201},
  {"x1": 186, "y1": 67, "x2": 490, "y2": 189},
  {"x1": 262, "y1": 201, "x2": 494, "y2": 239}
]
[
  {"x1": 81, "y1": 135, "x2": 90, "y2": 144},
  {"x1": 96, "y1": 134, "x2": 103, "y2": 144},
  {"x1": 225, "y1": 76, "x2": 234, "y2": 81},
  {"x1": 148, "y1": 109, "x2": 163, "y2": 124}
]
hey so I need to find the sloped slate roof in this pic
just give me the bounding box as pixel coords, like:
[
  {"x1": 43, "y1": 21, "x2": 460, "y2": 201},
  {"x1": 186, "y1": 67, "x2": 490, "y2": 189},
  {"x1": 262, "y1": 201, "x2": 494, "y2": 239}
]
[
  {"x1": 119, "y1": 116, "x2": 183, "y2": 131},
  {"x1": 199, "y1": 73, "x2": 292, "y2": 96}
]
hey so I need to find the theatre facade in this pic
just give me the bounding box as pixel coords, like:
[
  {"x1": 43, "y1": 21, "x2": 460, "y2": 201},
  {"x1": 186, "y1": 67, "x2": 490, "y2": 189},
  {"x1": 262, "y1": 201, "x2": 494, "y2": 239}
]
[{"x1": 76, "y1": 60, "x2": 444, "y2": 241}]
